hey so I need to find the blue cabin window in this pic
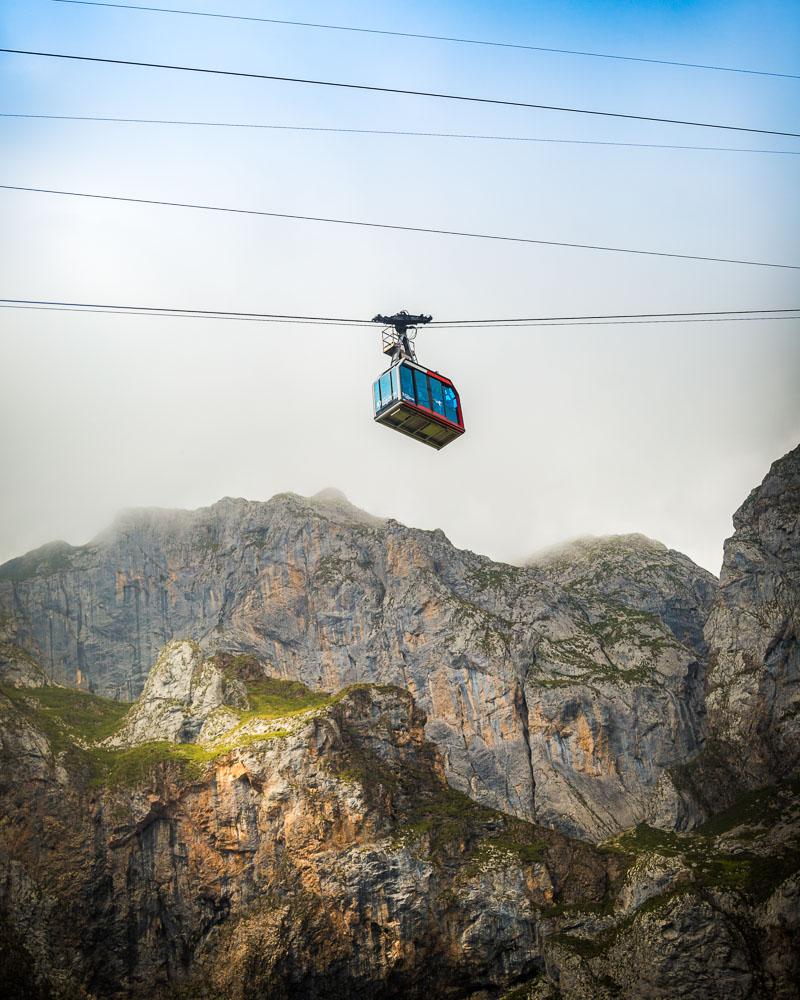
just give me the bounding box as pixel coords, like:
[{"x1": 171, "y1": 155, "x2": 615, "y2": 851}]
[
  {"x1": 379, "y1": 372, "x2": 393, "y2": 407},
  {"x1": 400, "y1": 364, "x2": 415, "y2": 402},
  {"x1": 373, "y1": 380, "x2": 381, "y2": 412},
  {"x1": 413, "y1": 368, "x2": 430, "y2": 409},
  {"x1": 443, "y1": 384, "x2": 458, "y2": 424},
  {"x1": 429, "y1": 376, "x2": 445, "y2": 417}
]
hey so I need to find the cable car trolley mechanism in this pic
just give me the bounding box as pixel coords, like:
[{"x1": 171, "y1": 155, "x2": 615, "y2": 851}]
[{"x1": 371, "y1": 311, "x2": 465, "y2": 450}]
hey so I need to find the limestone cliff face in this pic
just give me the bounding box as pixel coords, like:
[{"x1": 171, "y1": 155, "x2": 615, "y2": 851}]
[
  {"x1": 1, "y1": 433, "x2": 799, "y2": 1000},
  {"x1": 704, "y1": 444, "x2": 800, "y2": 784},
  {"x1": 0, "y1": 493, "x2": 716, "y2": 841},
  {"x1": 524, "y1": 536, "x2": 715, "y2": 839}
]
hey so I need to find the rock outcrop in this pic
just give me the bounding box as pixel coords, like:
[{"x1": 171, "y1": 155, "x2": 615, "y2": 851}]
[
  {"x1": 0, "y1": 641, "x2": 52, "y2": 689},
  {"x1": 523, "y1": 536, "x2": 715, "y2": 839},
  {"x1": 528, "y1": 533, "x2": 718, "y2": 657},
  {"x1": 108, "y1": 640, "x2": 246, "y2": 747}
]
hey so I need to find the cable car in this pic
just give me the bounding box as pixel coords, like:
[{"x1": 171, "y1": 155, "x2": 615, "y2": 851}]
[{"x1": 371, "y1": 311, "x2": 465, "y2": 450}]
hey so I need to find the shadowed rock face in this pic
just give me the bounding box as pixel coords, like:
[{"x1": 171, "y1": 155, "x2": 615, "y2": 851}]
[
  {"x1": 0, "y1": 493, "x2": 717, "y2": 840},
  {"x1": 705, "y1": 444, "x2": 800, "y2": 785}
]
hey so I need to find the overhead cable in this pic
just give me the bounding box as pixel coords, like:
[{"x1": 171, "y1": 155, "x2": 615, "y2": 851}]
[
  {"x1": 2, "y1": 49, "x2": 798, "y2": 139},
  {"x1": 0, "y1": 298, "x2": 372, "y2": 325},
  {"x1": 0, "y1": 305, "x2": 369, "y2": 326},
  {"x1": 1, "y1": 184, "x2": 797, "y2": 271},
  {"x1": 48, "y1": 0, "x2": 800, "y2": 81},
  {"x1": 3, "y1": 112, "x2": 798, "y2": 157},
  {"x1": 1, "y1": 299, "x2": 798, "y2": 327},
  {"x1": 4, "y1": 306, "x2": 797, "y2": 328},
  {"x1": 434, "y1": 308, "x2": 800, "y2": 326}
]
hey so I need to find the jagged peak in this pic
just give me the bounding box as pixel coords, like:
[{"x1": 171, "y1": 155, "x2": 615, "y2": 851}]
[
  {"x1": 274, "y1": 488, "x2": 386, "y2": 528},
  {"x1": 731, "y1": 441, "x2": 800, "y2": 532},
  {"x1": 91, "y1": 505, "x2": 198, "y2": 541},
  {"x1": 98, "y1": 497, "x2": 253, "y2": 533},
  {"x1": 1, "y1": 492, "x2": 388, "y2": 574},
  {"x1": 90, "y1": 490, "x2": 385, "y2": 541}
]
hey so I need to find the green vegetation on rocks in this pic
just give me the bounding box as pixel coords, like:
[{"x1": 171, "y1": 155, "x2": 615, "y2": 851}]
[
  {"x1": 695, "y1": 779, "x2": 800, "y2": 838},
  {"x1": 499, "y1": 976, "x2": 546, "y2": 1000},
  {"x1": 0, "y1": 676, "x2": 296, "y2": 789},
  {"x1": 241, "y1": 677, "x2": 332, "y2": 720},
  {"x1": 464, "y1": 827, "x2": 548, "y2": 875},
  {"x1": 466, "y1": 563, "x2": 521, "y2": 592},
  {"x1": 0, "y1": 684, "x2": 129, "y2": 747},
  {"x1": 86, "y1": 731, "x2": 291, "y2": 788},
  {"x1": 607, "y1": 786, "x2": 800, "y2": 903},
  {"x1": 213, "y1": 653, "x2": 333, "y2": 719},
  {"x1": 88, "y1": 741, "x2": 214, "y2": 787}
]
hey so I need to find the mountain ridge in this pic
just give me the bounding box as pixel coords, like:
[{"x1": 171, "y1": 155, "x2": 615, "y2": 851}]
[{"x1": 0, "y1": 495, "x2": 716, "y2": 583}]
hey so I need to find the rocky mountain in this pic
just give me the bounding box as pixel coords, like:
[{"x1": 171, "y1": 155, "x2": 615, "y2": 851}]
[
  {"x1": 0, "y1": 489, "x2": 717, "y2": 842},
  {"x1": 0, "y1": 444, "x2": 798, "y2": 999}
]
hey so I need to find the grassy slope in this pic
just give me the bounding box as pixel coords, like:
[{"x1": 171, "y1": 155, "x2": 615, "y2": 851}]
[{"x1": 0, "y1": 674, "x2": 333, "y2": 788}]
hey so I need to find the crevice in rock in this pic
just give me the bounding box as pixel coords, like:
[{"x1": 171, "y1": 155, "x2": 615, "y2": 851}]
[{"x1": 516, "y1": 672, "x2": 537, "y2": 820}]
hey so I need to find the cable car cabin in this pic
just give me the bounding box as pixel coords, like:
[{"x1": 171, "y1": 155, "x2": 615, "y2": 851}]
[{"x1": 372, "y1": 360, "x2": 464, "y2": 450}]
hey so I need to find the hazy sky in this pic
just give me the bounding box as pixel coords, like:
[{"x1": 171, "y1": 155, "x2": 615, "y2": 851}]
[{"x1": 1, "y1": 0, "x2": 799, "y2": 574}]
